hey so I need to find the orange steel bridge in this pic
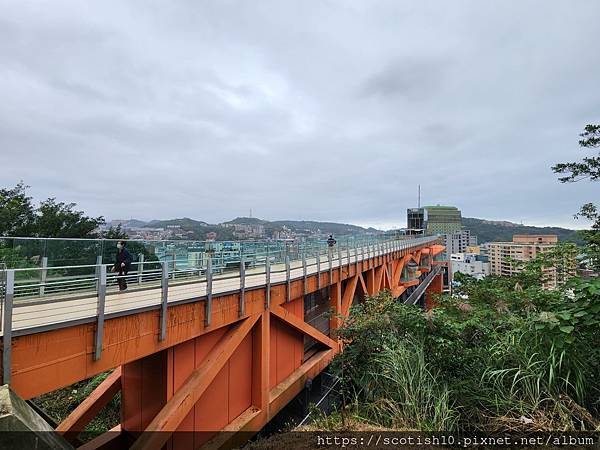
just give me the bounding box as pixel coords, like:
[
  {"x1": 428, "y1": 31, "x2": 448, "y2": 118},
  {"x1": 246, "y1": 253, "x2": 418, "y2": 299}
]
[{"x1": 0, "y1": 236, "x2": 446, "y2": 449}]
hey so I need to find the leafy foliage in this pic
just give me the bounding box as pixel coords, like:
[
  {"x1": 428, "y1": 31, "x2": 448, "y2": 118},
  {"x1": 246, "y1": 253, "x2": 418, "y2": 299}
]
[
  {"x1": 329, "y1": 254, "x2": 600, "y2": 432},
  {"x1": 574, "y1": 203, "x2": 600, "y2": 271},
  {"x1": 553, "y1": 124, "x2": 600, "y2": 182},
  {"x1": 0, "y1": 182, "x2": 36, "y2": 236},
  {"x1": 101, "y1": 224, "x2": 128, "y2": 240},
  {"x1": 33, "y1": 371, "x2": 120, "y2": 442},
  {"x1": 0, "y1": 182, "x2": 104, "y2": 238},
  {"x1": 552, "y1": 124, "x2": 600, "y2": 272},
  {"x1": 35, "y1": 198, "x2": 104, "y2": 238}
]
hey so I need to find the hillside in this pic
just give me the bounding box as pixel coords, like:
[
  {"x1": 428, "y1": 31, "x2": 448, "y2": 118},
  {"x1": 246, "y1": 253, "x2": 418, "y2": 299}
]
[
  {"x1": 144, "y1": 218, "x2": 235, "y2": 240},
  {"x1": 106, "y1": 219, "x2": 148, "y2": 228},
  {"x1": 224, "y1": 217, "x2": 268, "y2": 225},
  {"x1": 271, "y1": 220, "x2": 376, "y2": 235},
  {"x1": 136, "y1": 217, "x2": 377, "y2": 240},
  {"x1": 119, "y1": 215, "x2": 584, "y2": 244},
  {"x1": 146, "y1": 217, "x2": 209, "y2": 228},
  {"x1": 463, "y1": 217, "x2": 583, "y2": 244}
]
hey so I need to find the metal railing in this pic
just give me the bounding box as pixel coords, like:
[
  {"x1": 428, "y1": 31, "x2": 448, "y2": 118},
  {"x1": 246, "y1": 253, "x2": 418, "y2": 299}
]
[
  {"x1": 0, "y1": 234, "x2": 440, "y2": 384},
  {"x1": 0, "y1": 235, "x2": 434, "y2": 301},
  {"x1": 404, "y1": 264, "x2": 443, "y2": 305}
]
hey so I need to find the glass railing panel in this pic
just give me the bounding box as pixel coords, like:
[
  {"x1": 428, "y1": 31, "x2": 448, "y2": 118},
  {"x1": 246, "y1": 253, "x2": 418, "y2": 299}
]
[{"x1": 0, "y1": 234, "x2": 435, "y2": 302}]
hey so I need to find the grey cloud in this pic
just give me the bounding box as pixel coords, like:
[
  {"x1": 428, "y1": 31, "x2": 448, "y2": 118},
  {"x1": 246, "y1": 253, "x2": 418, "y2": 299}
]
[
  {"x1": 360, "y1": 58, "x2": 449, "y2": 101},
  {"x1": 0, "y1": 0, "x2": 599, "y2": 229}
]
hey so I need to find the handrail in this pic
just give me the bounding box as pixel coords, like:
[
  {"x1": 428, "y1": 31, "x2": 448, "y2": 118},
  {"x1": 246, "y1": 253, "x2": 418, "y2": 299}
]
[
  {"x1": 1, "y1": 235, "x2": 439, "y2": 327},
  {"x1": 7, "y1": 236, "x2": 435, "y2": 299},
  {"x1": 0, "y1": 235, "x2": 443, "y2": 387}
]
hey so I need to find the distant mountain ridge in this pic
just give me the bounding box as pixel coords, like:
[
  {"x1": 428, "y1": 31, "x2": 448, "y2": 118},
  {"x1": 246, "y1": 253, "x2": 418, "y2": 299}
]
[
  {"x1": 224, "y1": 217, "x2": 268, "y2": 225},
  {"x1": 463, "y1": 217, "x2": 583, "y2": 244},
  {"x1": 146, "y1": 217, "x2": 210, "y2": 228},
  {"x1": 108, "y1": 216, "x2": 584, "y2": 245},
  {"x1": 108, "y1": 216, "x2": 379, "y2": 240},
  {"x1": 271, "y1": 220, "x2": 377, "y2": 234}
]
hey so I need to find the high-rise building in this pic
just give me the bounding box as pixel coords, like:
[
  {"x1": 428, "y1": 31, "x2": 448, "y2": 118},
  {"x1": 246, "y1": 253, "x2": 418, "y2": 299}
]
[
  {"x1": 406, "y1": 205, "x2": 470, "y2": 293},
  {"x1": 423, "y1": 205, "x2": 462, "y2": 234},
  {"x1": 488, "y1": 235, "x2": 573, "y2": 289},
  {"x1": 443, "y1": 229, "x2": 478, "y2": 254},
  {"x1": 406, "y1": 205, "x2": 474, "y2": 255},
  {"x1": 407, "y1": 208, "x2": 426, "y2": 234},
  {"x1": 406, "y1": 205, "x2": 462, "y2": 235}
]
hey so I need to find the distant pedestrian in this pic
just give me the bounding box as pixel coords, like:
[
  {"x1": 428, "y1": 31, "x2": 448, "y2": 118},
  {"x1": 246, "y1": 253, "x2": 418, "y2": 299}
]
[
  {"x1": 327, "y1": 234, "x2": 336, "y2": 248},
  {"x1": 113, "y1": 241, "x2": 132, "y2": 291}
]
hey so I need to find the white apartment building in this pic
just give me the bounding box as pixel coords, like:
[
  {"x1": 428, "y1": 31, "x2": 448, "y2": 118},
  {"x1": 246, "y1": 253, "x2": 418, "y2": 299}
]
[{"x1": 450, "y1": 252, "x2": 490, "y2": 280}]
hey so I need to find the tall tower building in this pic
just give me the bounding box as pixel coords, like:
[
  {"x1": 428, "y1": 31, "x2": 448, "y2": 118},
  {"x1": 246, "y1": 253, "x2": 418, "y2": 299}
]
[
  {"x1": 406, "y1": 205, "x2": 462, "y2": 235},
  {"x1": 422, "y1": 205, "x2": 462, "y2": 234}
]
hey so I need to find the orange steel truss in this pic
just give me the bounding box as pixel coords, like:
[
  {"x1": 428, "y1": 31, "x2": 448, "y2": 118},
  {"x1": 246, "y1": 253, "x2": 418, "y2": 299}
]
[{"x1": 1, "y1": 242, "x2": 445, "y2": 449}]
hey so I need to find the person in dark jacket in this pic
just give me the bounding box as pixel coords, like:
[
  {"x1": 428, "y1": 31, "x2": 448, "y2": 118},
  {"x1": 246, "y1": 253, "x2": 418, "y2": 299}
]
[
  {"x1": 113, "y1": 240, "x2": 132, "y2": 291},
  {"x1": 327, "y1": 234, "x2": 336, "y2": 248}
]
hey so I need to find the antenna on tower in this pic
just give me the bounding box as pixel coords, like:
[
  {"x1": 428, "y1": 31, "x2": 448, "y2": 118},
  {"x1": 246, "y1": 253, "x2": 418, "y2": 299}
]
[
  {"x1": 418, "y1": 185, "x2": 421, "y2": 208},
  {"x1": 249, "y1": 208, "x2": 253, "y2": 218}
]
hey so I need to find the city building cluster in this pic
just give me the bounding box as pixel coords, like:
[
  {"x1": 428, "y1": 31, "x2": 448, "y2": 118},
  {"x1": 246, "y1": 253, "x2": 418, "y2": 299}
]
[{"x1": 405, "y1": 205, "x2": 571, "y2": 290}]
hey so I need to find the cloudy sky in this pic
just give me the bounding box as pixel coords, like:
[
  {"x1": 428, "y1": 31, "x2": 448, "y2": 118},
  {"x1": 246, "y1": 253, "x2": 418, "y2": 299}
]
[{"x1": 1, "y1": 1, "x2": 598, "y2": 230}]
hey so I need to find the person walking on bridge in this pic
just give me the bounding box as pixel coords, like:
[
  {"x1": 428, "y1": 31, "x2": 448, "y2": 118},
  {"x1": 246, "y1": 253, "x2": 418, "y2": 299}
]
[
  {"x1": 113, "y1": 240, "x2": 132, "y2": 291},
  {"x1": 327, "y1": 234, "x2": 336, "y2": 263},
  {"x1": 327, "y1": 234, "x2": 336, "y2": 248}
]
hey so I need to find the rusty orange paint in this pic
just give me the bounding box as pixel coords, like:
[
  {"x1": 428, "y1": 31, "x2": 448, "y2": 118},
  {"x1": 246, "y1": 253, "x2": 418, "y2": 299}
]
[
  {"x1": 329, "y1": 281, "x2": 342, "y2": 330},
  {"x1": 341, "y1": 275, "x2": 359, "y2": 317},
  {"x1": 425, "y1": 272, "x2": 444, "y2": 310},
  {"x1": 430, "y1": 244, "x2": 445, "y2": 256},
  {"x1": 366, "y1": 268, "x2": 376, "y2": 295},
  {"x1": 251, "y1": 312, "x2": 269, "y2": 411},
  {"x1": 358, "y1": 272, "x2": 368, "y2": 295},
  {"x1": 130, "y1": 315, "x2": 259, "y2": 450},
  {"x1": 271, "y1": 305, "x2": 336, "y2": 350}
]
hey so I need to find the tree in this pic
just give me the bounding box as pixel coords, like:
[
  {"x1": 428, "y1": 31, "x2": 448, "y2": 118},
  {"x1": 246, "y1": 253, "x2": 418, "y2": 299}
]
[
  {"x1": 0, "y1": 181, "x2": 36, "y2": 236},
  {"x1": 0, "y1": 182, "x2": 106, "y2": 239},
  {"x1": 552, "y1": 124, "x2": 600, "y2": 271},
  {"x1": 552, "y1": 124, "x2": 600, "y2": 182},
  {"x1": 101, "y1": 224, "x2": 128, "y2": 240},
  {"x1": 35, "y1": 198, "x2": 105, "y2": 238}
]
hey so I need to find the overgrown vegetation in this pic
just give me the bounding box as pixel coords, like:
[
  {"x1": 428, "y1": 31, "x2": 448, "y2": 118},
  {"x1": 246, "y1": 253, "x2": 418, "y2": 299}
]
[
  {"x1": 33, "y1": 371, "x2": 120, "y2": 441},
  {"x1": 326, "y1": 262, "x2": 599, "y2": 432}
]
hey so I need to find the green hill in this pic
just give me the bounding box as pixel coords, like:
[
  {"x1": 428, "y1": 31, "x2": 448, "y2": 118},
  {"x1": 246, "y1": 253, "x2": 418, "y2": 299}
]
[
  {"x1": 140, "y1": 217, "x2": 378, "y2": 240},
  {"x1": 144, "y1": 218, "x2": 235, "y2": 240},
  {"x1": 271, "y1": 220, "x2": 376, "y2": 236},
  {"x1": 146, "y1": 217, "x2": 209, "y2": 228},
  {"x1": 463, "y1": 217, "x2": 583, "y2": 244},
  {"x1": 224, "y1": 217, "x2": 268, "y2": 225}
]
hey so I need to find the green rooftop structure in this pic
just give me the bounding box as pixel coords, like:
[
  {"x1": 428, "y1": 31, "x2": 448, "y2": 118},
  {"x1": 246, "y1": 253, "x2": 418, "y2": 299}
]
[
  {"x1": 407, "y1": 205, "x2": 462, "y2": 235},
  {"x1": 423, "y1": 205, "x2": 462, "y2": 234}
]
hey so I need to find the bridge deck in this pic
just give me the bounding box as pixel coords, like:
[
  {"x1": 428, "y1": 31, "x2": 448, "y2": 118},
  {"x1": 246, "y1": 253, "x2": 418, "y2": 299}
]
[
  {"x1": 9, "y1": 253, "x2": 339, "y2": 333},
  {"x1": 2, "y1": 237, "x2": 438, "y2": 336}
]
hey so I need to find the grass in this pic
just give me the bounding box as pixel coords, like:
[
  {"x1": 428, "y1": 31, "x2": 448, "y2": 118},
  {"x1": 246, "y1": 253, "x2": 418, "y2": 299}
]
[
  {"x1": 339, "y1": 338, "x2": 458, "y2": 432},
  {"x1": 32, "y1": 370, "x2": 120, "y2": 441},
  {"x1": 321, "y1": 287, "x2": 600, "y2": 435}
]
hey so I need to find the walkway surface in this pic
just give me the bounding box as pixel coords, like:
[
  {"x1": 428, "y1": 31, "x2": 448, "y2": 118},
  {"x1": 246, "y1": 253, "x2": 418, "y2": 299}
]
[{"x1": 2, "y1": 236, "x2": 437, "y2": 336}]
